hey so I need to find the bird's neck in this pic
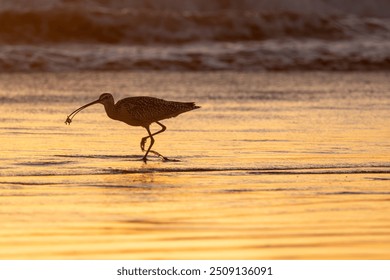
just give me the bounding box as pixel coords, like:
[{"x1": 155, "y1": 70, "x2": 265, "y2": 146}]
[{"x1": 103, "y1": 102, "x2": 118, "y2": 120}]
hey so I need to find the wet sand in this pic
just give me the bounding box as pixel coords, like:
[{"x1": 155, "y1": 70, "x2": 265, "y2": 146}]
[{"x1": 0, "y1": 71, "x2": 389, "y2": 259}]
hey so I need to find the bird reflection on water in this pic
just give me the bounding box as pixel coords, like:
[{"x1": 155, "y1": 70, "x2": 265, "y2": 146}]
[{"x1": 65, "y1": 93, "x2": 200, "y2": 162}]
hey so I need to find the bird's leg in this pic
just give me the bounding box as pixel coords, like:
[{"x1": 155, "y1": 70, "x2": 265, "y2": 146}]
[
  {"x1": 140, "y1": 137, "x2": 148, "y2": 152},
  {"x1": 140, "y1": 122, "x2": 167, "y2": 151},
  {"x1": 142, "y1": 124, "x2": 169, "y2": 162},
  {"x1": 142, "y1": 126, "x2": 155, "y2": 163}
]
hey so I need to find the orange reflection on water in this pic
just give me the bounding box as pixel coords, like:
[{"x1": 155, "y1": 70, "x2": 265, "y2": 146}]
[{"x1": 0, "y1": 72, "x2": 389, "y2": 259}]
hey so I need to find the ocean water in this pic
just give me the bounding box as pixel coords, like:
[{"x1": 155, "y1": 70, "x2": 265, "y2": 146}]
[
  {"x1": 0, "y1": 71, "x2": 389, "y2": 259},
  {"x1": 1, "y1": 0, "x2": 390, "y2": 71}
]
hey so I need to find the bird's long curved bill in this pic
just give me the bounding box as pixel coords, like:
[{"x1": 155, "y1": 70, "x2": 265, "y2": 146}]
[{"x1": 65, "y1": 99, "x2": 99, "y2": 125}]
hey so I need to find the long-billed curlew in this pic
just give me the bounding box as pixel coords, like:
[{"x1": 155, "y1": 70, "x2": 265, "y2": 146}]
[{"x1": 65, "y1": 93, "x2": 200, "y2": 162}]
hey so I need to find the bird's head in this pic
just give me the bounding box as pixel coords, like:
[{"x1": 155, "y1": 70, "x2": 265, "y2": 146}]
[
  {"x1": 65, "y1": 93, "x2": 114, "y2": 125},
  {"x1": 98, "y1": 93, "x2": 114, "y2": 105}
]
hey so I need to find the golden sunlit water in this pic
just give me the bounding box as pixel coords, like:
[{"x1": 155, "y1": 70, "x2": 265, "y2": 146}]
[{"x1": 0, "y1": 71, "x2": 389, "y2": 259}]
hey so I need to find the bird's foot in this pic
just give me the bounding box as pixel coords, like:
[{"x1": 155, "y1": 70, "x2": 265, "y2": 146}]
[
  {"x1": 150, "y1": 150, "x2": 165, "y2": 160},
  {"x1": 142, "y1": 152, "x2": 179, "y2": 163},
  {"x1": 140, "y1": 137, "x2": 148, "y2": 151},
  {"x1": 141, "y1": 151, "x2": 162, "y2": 163},
  {"x1": 150, "y1": 150, "x2": 176, "y2": 162}
]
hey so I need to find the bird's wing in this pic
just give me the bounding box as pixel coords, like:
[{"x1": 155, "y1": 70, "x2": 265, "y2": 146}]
[
  {"x1": 117, "y1": 97, "x2": 168, "y2": 122},
  {"x1": 117, "y1": 96, "x2": 197, "y2": 124}
]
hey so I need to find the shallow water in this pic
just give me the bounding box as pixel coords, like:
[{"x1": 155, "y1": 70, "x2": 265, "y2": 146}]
[{"x1": 0, "y1": 71, "x2": 389, "y2": 259}]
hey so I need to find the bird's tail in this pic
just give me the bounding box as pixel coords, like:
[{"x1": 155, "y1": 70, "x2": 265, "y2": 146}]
[
  {"x1": 185, "y1": 102, "x2": 201, "y2": 110},
  {"x1": 188, "y1": 102, "x2": 201, "y2": 110},
  {"x1": 166, "y1": 101, "x2": 201, "y2": 119}
]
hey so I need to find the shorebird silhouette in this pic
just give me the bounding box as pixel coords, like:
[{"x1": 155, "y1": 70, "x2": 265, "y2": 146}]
[{"x1": 65, "y1": 93, "x2": 200, "y2": 162}]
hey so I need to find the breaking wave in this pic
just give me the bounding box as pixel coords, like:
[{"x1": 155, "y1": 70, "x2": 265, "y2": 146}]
[
  {"x1": 1, "y1": 40, "x2": 389, "y2": 72},
  {"x1": 0, "y1": 0, "x2": 389, "y2": 71}
]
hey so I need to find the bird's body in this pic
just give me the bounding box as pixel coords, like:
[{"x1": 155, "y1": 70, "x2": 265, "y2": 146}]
[
  {"x1": 65, "y1": 93, "x2": 200, "y2": 162},
  {"x1": 108, "y1": 96, "x2": 198, "y2": 126}
]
